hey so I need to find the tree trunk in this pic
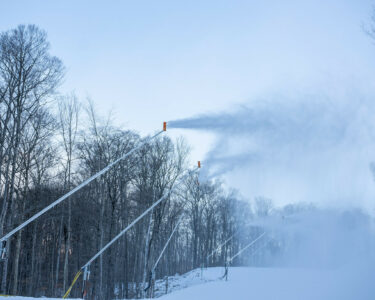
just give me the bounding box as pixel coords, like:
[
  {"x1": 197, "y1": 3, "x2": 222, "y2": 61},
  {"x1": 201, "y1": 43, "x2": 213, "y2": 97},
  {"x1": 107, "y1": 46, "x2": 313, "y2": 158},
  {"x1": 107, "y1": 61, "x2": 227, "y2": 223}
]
[
  {"x1": 141, "y1": 210, "x2": 153, "y2": 298},
  {"x1": 99, "y1": 185, "x2": 106, "y2": 299},
  {"x1": 12, "y1": 229, "x2": 22, "y2": 295},
  {"x1": 28, "y1": 222, "x2": 37, "y2": 296},
  {"x1": 55, "y1": 215, "x2": 63, "y2": 293},
  {"x1": 63, "y1": 200, "x2": 71, "y2": 292},
  {"x1": 1, "y1": 240, "x2": 10, "y2": 293}
]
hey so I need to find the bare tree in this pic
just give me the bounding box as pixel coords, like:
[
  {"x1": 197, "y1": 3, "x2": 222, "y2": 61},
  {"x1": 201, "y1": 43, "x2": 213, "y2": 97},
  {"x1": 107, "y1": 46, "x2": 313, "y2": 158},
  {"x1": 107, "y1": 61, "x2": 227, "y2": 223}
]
[
  {"x1": 0, "y1": 24, "x2": 63, "y2": 293},
  {"x1": 57, "y1": 94, "x2": 80, "y2": 292},
  {"x1": 0, "y1": 24, "x2": 256, "y2": 299}
]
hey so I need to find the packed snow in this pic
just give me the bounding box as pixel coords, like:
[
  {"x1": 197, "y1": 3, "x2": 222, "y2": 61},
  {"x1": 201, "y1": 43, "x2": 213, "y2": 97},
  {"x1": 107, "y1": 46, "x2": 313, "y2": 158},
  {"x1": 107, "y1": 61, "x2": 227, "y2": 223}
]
[
  {"x1": 154, "y1": 265, "x2": 375, "y2": 300},
  {"x1": 0, "y1": 296, "x2": 79, "y2": 300},
  {"x1": 2, "y1": 264, "x2": 374, "y2": 300},
  {"x1": 152, "y1": 267, "x2": 220, "y2": 297}
]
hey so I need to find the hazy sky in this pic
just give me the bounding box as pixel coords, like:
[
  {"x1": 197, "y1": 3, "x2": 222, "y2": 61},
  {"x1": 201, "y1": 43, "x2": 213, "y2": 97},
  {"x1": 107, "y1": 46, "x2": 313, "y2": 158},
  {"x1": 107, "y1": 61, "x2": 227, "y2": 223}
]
[{"x1": 2, "y1": 0, "x2": 375, "y2": 209}]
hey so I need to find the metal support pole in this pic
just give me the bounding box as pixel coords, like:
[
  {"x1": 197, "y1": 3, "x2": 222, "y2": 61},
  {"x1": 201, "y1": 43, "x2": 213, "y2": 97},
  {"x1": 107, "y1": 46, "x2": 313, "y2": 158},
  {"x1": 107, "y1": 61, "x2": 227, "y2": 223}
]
[
  {"x1": 165, "y1": 276, "x2": 168, "y2": 294},
  {"x1": 224, "y1": 260, "x2": 229, "y2": 281},
  {"x1": 150, "y1": 270, "x2": 155, "y2": 298},
  {"x1": 206, "y1": 234, "x2": 235, "y2": 267},
  {"x1": 151, "y1": 214, "x2": 184, "y2": 273},
  {"x1": 82, "y1": 265, "x2": 91, "y2": 299}
]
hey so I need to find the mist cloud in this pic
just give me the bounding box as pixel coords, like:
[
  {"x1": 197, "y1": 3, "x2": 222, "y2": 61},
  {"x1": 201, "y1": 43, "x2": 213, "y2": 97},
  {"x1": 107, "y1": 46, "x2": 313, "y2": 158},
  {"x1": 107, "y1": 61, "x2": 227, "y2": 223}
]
[{"x1": 169, "y1": 94, "x2": 375, "y2": 209}]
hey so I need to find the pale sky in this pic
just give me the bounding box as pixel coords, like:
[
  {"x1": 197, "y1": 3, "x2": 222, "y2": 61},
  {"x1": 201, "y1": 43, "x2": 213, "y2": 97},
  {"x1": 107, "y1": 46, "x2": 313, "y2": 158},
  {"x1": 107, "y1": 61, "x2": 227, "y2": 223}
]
[{"x1": 2, "y1": 0, "x2": 375, "y2": 209}]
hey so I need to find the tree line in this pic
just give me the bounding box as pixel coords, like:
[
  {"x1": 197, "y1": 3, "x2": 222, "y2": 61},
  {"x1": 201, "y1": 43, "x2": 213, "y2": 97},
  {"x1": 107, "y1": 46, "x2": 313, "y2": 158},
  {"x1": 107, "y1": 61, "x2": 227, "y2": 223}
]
[
  {"x1": 0, "y1": 25, "x2": 270, "y2": 299},
  {"x1": 4, "y1": 23, "x2": 365, "y2": 300}
]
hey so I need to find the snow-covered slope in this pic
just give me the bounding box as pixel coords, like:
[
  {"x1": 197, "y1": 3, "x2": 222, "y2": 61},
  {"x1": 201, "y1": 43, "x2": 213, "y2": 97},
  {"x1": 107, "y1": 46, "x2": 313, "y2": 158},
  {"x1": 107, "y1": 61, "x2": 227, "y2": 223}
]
[
  {"x1": 0, "y1": 296, "x2": 79, "y2": 300},
  {"x1": 2, "y1": 264, "x2": 374, "y2": 300},
  {"x1": 155, "y1": 265, "x2": 375, "y2": 300},
  {"x1": 153, "y1": 267, "x2": 221, "y2": 297}
]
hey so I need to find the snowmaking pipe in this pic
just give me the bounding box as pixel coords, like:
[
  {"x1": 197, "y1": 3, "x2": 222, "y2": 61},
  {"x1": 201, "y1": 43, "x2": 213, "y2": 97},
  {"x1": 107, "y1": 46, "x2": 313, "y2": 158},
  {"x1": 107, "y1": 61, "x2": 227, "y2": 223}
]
[
  {"x1": 82, "y1": 190, "x2": 171, "y2": 268},
  {"x1": 81, "y1": 167, "x2": 197, "y2": 269},
  {"x1": 63, "y1": 166, "x2": 197, "y2": 298},
  {"x1": 0, "y1": 124, "x2": 167, "y2": 244},
  {"x1": 228, "y1": 232, "x2": 266, "y2": 263},
  {"x1": 249, "y1": 237, "x2": 272, "y2": 257},
  {"x1": 207, "y1": 222, "x2": 268, "y2": 263},
  {"x1": 207, "y1": 234, "x2": 235, "y2": 260},
  {"x1": 152, "y1": 213, "x2": 184, "y2": 272}
]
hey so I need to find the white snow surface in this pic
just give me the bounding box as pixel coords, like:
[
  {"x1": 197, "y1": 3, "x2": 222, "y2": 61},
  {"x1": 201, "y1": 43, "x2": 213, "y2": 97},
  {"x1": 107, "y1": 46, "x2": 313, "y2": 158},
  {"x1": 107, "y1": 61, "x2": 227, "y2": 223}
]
[
  {"x1": 2, "y1": 264, "x2": 374, "y2": 300},
  {"x1": 152, "y1": 267, "x2": 218, "y2": 297},
  {"x1": 0, "y1": 296, "x2": 80, "y2": 300},
  {"x1": 151, "y1": 265, "x2": 375, "y2": 300}
]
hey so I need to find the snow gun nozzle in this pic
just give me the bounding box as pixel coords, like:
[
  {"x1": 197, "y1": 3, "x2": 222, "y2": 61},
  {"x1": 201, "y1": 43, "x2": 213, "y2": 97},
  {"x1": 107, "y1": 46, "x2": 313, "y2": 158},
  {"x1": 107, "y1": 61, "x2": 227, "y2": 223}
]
[{"x1": 163, "y1": 122, "x2": 167, "y2": 131}]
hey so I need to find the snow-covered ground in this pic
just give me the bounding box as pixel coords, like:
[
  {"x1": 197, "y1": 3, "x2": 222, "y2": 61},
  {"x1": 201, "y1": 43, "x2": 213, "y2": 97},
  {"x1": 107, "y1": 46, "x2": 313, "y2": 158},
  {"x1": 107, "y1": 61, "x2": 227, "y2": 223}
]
[
  {"x1": 2, "y1": 264, "x2": 374, "y2": 300},
  {"x1": 154, "y1": 265, "x2": 375, "y2": 300},
  {"x1": 153, "y1": 267, "x2": 220, "y2": 297},
  {"x1": 0, "y1": 296, "x2": 79, "y2": 300}
]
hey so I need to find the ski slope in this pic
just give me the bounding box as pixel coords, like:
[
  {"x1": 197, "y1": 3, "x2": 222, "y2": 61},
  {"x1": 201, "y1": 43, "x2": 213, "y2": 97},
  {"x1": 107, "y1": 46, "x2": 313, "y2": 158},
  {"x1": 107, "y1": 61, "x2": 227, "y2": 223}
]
[
  {"x1": 1, "y1": 265, "x2": 374, "y2": 300},
  {"x1": 155, "y1": 266, "x2": 375, "y2": 300},
  {"x1": 0, "y1": 296, "x2": 79, "y2": 300}
]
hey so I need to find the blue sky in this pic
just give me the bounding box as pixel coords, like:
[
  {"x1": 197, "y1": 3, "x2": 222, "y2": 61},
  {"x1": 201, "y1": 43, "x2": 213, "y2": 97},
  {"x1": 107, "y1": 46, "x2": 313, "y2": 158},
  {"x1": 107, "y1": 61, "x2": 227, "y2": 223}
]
[
  {"x1": 2, "y1": 0, "x2": 374, "y2": 128},
  {"x1": 2, "y1": 0, "x2": 375, "y2": 208}
]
